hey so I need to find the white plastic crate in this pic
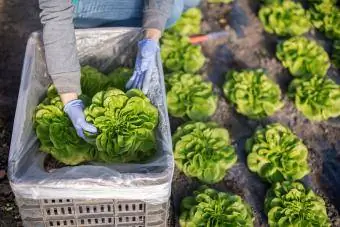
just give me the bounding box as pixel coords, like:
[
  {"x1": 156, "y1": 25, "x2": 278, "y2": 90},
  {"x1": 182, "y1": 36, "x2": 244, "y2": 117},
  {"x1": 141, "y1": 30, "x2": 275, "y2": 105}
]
[
  {"x1": 8, "y1": 28, "x2": 174, "y2": 227},
  {"x1": 17, "y1": 198, "x2": 169, "y2": 227}
]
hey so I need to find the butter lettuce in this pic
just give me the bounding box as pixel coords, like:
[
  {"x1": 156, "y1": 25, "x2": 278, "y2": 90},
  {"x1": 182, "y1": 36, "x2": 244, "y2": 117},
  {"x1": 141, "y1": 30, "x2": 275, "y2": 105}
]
[
  {"x1": 332, "y1": 40, "x2": 340, "y2": 68},
  {"x1": 167, "y1": 8, "x2": 202, "y2": 36},
  {"x1": 180, "y1": 186, "x2": 254, "y2": 227},
  {"x1": 309, "y1": 0, "x2": 340, "y2": 39},
  {"x1": 288, "y1": 76, "x2": 340, "y2": 121},
  {"x1": 259, "y1": 1, "x2": 311, "y2": 36},
  {"x1": 276, "y1": 37, "x2": 330, "y2": 77},
  {"x1": 173, "y1": 122, "x2": 237, "y2": 184},
  {"x1": 246, "y1": 123, "x2": 310, "y2": 183},
  {"x1": 85, "y1": 88, "x2": 158, "y2": 162},
  {"x1": 166, "y1": 72, "x2": 217, "y2": 121},
  {"x1": 34, "y1": 95, "x2": 95, "y2": 165},
  {"x1": 223, "y1": 69, "x2": 283, "y2": 119},
  {"x1": 161, "y1": 33, "x2": 205, "y2": 73},
  {"x1": 265, "y1": 181, "x2": 330, "y2": 227}
]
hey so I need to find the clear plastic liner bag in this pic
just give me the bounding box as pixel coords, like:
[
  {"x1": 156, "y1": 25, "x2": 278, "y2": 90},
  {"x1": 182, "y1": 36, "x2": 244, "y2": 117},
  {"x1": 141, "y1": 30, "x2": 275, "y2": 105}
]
[{"x1": 8, "y1": 28, "x2": 174, "y2": 204}]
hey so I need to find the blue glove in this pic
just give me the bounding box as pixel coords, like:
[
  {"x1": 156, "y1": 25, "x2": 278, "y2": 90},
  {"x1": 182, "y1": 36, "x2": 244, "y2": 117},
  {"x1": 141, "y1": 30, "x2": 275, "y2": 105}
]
[
  {"x1": 64, "y1": 99, "x2": 97, "y2": 140},
  {"x1": 126, "y1": 39, "x2": 159, "y2": 94}
]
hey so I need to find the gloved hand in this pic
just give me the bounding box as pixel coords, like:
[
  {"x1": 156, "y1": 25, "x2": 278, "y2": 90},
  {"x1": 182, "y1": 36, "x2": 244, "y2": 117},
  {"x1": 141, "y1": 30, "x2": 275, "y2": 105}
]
[
  {"x1": 64, "y1": 99, "x2": 97, "y2": 140},
  {"x1": 126, "y1": 39, "x2": 159, "y2": 94}
]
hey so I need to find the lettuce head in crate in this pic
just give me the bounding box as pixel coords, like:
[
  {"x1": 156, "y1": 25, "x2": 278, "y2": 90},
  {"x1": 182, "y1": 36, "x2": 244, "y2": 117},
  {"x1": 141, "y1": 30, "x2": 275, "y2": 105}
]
[
  {"x1": 84, "y1": 88, "x2": 159, "y2": 163},
  {"x1": 34, "y1": 87, "x2": 95, "y2": 165}
]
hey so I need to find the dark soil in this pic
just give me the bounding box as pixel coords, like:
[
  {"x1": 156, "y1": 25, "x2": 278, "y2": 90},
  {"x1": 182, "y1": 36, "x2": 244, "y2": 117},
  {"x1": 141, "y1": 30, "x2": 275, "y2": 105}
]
[
  {"x1": 0, "y1": 0, "x2": 40, "y2": 226},
  {"x1": 1, "y1": 0, "x2": 340, "y2": 227}
]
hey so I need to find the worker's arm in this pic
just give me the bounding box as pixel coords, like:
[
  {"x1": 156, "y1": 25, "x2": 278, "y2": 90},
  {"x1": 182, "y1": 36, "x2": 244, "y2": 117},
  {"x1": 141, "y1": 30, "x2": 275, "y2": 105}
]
[
  {"x1": 143, "y1": 0, "x2": 174, "y2": 33},
  {"x1": 39, "y1": 0, "x2": 97, "y2": 139},
  {"x1": 39, "y1": 0, "x2": 81, "y2": 104},
  {"x1": 126, "y1": 0, "x2": 174, "y2": 93}
]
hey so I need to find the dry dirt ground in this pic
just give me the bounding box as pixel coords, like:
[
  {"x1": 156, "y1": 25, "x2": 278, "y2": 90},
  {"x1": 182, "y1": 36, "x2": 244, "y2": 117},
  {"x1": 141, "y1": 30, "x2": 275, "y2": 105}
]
[
  {"x1": 0, "y1": 0, "x2": 340, "y2": 227},
  {"x1": 0, "y1": 0, "x2": 40, "y2": 226}
]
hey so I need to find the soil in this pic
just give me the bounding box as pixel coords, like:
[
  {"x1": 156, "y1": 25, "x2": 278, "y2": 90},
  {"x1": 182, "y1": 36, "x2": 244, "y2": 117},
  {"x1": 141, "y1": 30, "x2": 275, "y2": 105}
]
[
  {"x1": 0, "y1": 0, "x2": 340, "y2": 227},
  {"x1": 0, "y1": 0, "x2": 40, "y2": 226}
]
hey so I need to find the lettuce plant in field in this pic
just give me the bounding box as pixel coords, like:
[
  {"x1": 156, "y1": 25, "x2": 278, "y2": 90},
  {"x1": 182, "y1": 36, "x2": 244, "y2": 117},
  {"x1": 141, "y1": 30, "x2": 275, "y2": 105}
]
[
  {"x1": 208, "y1": 0, "x2": 233, "y2": 3},
  {"x1": 173, "y1": 122, "x2": 237, "y2": 184},
  {"x1": 288, "y1": 76, "x2": 340, "y2": 121},
  {"x1": 265, "y1": 181, "x2": 330, "y2": 227},
  {"x1": 166, "y1": 73, "x2": 217, "y2": 121},
  {"x1": 333, "y1": 40, "x2": 340, "y2": 68},
  {"x1": 161, "y1": 8, "x2": 205, "y2": 73},
  {"x1": 161, "y1": 32, "x2": 205, "y2": 73},
  {"x1": 180, "y1": 186, "x2": 254, "y2": 227},
  {"x1": 259, "y1": 1, "x2": 311, "y2": 36},
  {"x1": 85, "y1": 88, "x2": 158, "y2": 163},
  {"x1": 34, "y1": 95, "x2": 95, "y2": 165},
  {"x1": 246, "y1": 123, "x2": 310, "y2": 183},
  {"x1": 260, "y1": 0, "x2": 284, "y2": 4},
  {"x1": 276, "y1": 37, "x2": 330, "y2": 77},
  {"x1": 223, "y1": 69, "x2": 283, "y2": 119},
  {"x1": 309, "y1": 0, "x2": 340, "y2": 40},
  {"x1": 308, "y1": 0, "x2": 337, "y2": 3},
  {"x1": 167, "y1": 8, "x2": 202, "y2": 36}
]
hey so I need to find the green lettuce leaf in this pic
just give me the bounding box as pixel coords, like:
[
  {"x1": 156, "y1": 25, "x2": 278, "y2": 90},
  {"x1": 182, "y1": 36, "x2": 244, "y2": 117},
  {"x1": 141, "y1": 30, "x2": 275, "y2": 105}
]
[
  {"x1": 161, "y1": 33, "x2": 205, "y2": 73},
  {"x1": 106, "y1": 67, "x2": 132, "y2": 91},
  {"x1": 34, "y1": 96, "x2": 95, "y2": 165},
  {"x1": 276, "y1": 36, "x2": 330, "y2": 77},
  {"x1": 223, "y1": 69, "x2": 283, "y2": 119},
  {"x1": 288, "y1": 76, "x2": 340, "y2": 121},
  {"x1": 173, "y1": 122, "x2": 237, "y2": 184},
  {"x1": 180, "y1": 186, "x2": 254, "y2": 227},
  {"x1": 265, "y1": 181, "x2": 330, "y2": 227},
  {"x1": 84, "y1": 88, "x2": 158, "y2": 163},
  {"x1": 332, "y1": 40, "x2": 340, "y2": 68},
  {"x1": 81, "y1": 66, "x2": 132, "y2": 98},
  {"x1": 208, "y1": 0, "x2": 233, "y2": 3},
  {"x1": 161, "y1": 8, "x2": 205, "y2": 73},
  {"x1": 259, "y1": 1, "x2": 311, "y2": 36},
  {"x1": 309, "y1": 0, "x2": 340, "y2": 39},
  {"x1": 260, "y1": 0, "x2": 284, "y2": 5},
  {"x1": 166, "y1": 72, "x2": 217, "y2": 121},
  {"x1": 81, "y1": 66, "x2": 109, "y2": 98},
  {"x1": 166, "y1": 8, "x2": 202, "y2": 36},
  {"x1": 246, "y1": 123, "x2": 310, "y2": 183}
]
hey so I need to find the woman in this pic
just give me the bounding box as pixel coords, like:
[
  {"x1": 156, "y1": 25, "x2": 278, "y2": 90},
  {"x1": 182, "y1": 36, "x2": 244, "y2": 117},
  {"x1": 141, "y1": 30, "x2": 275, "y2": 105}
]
[{"x1": 38, "y1": 0, "x2": 200, "y2": 139}]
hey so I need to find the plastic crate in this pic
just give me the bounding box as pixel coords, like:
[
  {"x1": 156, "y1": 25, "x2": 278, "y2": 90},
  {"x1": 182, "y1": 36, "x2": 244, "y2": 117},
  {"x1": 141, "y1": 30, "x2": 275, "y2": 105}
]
[
  {"x1": 9, "y1": 28, "x2": 174, "y2": 227},
  {"x1": 17, "y1": 198, "x2": 169, "y2": 227}
]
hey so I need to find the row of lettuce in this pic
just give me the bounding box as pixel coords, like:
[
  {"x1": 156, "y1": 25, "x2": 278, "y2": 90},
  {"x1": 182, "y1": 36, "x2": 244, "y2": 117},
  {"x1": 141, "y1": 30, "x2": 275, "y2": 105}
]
[
  {"x1": 32, "y1": 3, "x2": 337, "y2": 226},
  {"x1": 161, "y1": 3, "x2": 336, "y2": 227},
  {"x1": 259, "y1": 0, "x2": 339, "y2": 67}
]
